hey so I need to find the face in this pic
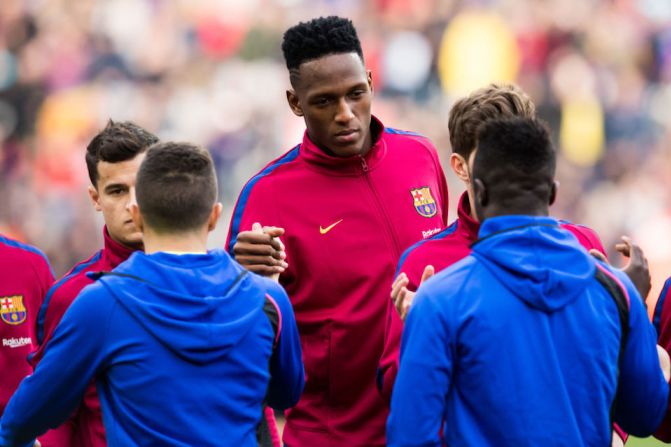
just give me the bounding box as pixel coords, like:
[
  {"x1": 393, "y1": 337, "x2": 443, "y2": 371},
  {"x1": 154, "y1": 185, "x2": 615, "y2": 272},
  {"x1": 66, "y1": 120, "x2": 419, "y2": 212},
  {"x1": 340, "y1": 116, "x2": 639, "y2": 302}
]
[
  {"x1": 88, "y1": 153, "x2": 146, "y2": 249},
  {"x1": 287, "y1": 52, "x2": 373, "y2": 158}
]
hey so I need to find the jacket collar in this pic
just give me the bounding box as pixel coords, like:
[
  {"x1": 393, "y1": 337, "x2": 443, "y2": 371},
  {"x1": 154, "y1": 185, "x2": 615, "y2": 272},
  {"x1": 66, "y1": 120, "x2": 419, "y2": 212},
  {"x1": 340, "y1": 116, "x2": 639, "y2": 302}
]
[
  {"x1": 298, "y1": 116, "x2": 387, "y2": 175},
  {"x1": 457, "y1": 192, "x2": 480, "y2": 241},
  {"x1": 102, "y1": 226, "x2": 137, "y2": 269}
]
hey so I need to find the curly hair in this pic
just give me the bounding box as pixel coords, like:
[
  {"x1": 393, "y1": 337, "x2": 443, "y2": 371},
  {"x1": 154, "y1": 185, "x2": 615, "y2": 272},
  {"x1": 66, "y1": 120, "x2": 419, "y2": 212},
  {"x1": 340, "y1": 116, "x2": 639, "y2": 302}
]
[{"x1": 281, "y1": 16, "x2": 363, "y2": 71}]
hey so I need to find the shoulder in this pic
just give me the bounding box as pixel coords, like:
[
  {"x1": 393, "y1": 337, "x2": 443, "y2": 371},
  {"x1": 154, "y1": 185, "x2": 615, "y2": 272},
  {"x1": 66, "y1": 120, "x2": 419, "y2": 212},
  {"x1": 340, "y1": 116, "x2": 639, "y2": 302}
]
[
  {"x1": 48, "y1": 252, "x2": 104, "y2": 303},
  {"x1": 559, "y1": 221, "x2": 604, "y2": 253},
  {"x1": 382, "y1": 127, "x2": 439, "y2": 156},
  {"x1": 397, "y1": 221, "x2": 459, "y2": 273},
  {"x1": 0, "y1": 234, "x2": 52, "y2": 274},
  {"x1": 36, "y1": 251, "x2": 104, "y2": 342},
  {"x1": 239, "y1": 145, "x2": 302, "y2": 193}
]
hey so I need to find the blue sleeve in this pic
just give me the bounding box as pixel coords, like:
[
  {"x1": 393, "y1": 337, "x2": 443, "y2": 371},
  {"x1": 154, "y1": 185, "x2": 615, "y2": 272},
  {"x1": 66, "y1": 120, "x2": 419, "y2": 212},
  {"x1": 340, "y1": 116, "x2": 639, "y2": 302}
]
[
  {"x1": 264, "y1": 281, "x2": 304, "y2": 410},
  {"x1": 387, "y1": 286, "x2": 453, "y2": 447},
  {"x1": 0, "y1": 285, "x2": 111, "y2": 446},
  {"x1": 611, "y1": 270, "x2": 670, "y2": 436}
]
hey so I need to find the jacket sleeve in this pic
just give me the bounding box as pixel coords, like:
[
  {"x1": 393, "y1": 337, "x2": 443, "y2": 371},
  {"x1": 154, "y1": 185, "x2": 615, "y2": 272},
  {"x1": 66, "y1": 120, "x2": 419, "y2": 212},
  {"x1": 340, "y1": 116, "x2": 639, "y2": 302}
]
[
  {"x1": 0, "y1": 286, "x2": 111, "y2": 446},
  {"x1": 387, "y1": 287, "x2": 453, "y2": 447},
  {"x1": 226, "y1": 172, "x2": 281, "y2": 257},
  {"x1": 653, "y1": 277, "x2": 671, "y2": 441},
  {"x1": 610, "y1": 270, "x2": 669, "y2": 437},
  {"x1": 264, "y1": 281, "x2": 304, "y2": 410}
]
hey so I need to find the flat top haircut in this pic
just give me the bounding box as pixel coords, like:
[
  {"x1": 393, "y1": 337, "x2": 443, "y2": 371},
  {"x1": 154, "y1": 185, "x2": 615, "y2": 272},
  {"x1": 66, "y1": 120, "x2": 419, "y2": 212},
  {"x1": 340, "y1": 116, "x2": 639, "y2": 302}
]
[
  {"x1": 136, "y1": 142, "x2": 217, "y2": 234},
  {"x1": 448, "y1": 83, "x2": 535, "y2": 159},
  {"x1": 86, "y1": 120, "x2": 159, "y2": 187},
  {"x1": 282, "y1": 16, "x2": 364, "y2": 85},
  {"x1": 473, "y1": 117, "x2": 555, "y2": 206}
]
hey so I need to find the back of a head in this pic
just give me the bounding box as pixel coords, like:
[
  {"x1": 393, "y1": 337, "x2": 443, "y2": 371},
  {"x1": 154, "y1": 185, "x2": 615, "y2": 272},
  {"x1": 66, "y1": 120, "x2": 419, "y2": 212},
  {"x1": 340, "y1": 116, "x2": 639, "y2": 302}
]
[
  {"x1": 136, "y1": 142, "x2": 217, "y2": 234},
  {"x1": 448, "y1": 83, "x2": 535, "y2": 159},
  {"x1": 86, "y1": 120, "x2": 159, "y2": 187},
  {"x1": 281, "y1": 16, "x2": 363, "y2": 75},
  {"x1": 472, "y1": 117, "x2": 555, "y2": 215}
]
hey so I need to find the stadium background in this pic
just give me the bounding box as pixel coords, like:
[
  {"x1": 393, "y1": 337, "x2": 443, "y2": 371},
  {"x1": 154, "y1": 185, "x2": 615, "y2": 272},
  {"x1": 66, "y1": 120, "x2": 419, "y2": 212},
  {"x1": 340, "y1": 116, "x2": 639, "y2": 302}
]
[{"x1": 0, "y1": 1, "x2": 669, "y2": 444}]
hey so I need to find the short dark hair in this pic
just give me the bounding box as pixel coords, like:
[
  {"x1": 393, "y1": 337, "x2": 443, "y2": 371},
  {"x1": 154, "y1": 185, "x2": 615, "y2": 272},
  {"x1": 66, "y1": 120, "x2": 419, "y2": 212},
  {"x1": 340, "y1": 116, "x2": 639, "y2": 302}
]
[
  {"x1": 473, "y1": 117, "x2": 555, "y2": 204},
  {"x1": 448, "y1": 84, "x2": 535, "y2": 158},
  {"x1": 86, "y1": 120, "x2": 159, "y2": 187},
  {"x1": 281, "y1": 16, "x2": 364, "y2": 72},
  {"x1": 136, "y1": 142, "x2": 218, "y2": 233}
]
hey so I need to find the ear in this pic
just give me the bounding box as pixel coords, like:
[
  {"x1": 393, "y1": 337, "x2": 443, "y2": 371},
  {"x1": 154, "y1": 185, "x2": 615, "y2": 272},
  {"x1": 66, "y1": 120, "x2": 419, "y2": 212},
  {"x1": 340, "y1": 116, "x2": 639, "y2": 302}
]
[
  {"x1": 88, "y1": 185, "x2": 102, "y2": 212},
  {"x1": 367, "y1": 69, "x2": 374, "y2": 95},
  {"x1": 130, "y1": 203, "x2": 143, "y2": 233},
  {"x1": 286, "y1": 90, "x2": 303, "y2": 117},
  {"x1": 549, "y1": 180, "x2": 559, "y2": 206},
  {"x1": 207, "y1": 203, "x2": 223, "y2": 232},
  {"x1": 449, "y1": 153, "x2": 470, "y2": 183}
]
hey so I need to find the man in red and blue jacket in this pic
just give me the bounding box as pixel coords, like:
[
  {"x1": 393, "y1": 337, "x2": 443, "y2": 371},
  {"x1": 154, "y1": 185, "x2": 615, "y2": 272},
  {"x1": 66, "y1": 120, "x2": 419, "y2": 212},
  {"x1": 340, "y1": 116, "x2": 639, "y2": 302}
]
[
  {"x1": 0, "y1": 234, "x2": 53, "y2": 417},
  {"x1": 227, "y1": 16, "x2": 448, "y2": 447},
  {"x1": 30, "y1": 120, "x2": 158, "y2": 447}
]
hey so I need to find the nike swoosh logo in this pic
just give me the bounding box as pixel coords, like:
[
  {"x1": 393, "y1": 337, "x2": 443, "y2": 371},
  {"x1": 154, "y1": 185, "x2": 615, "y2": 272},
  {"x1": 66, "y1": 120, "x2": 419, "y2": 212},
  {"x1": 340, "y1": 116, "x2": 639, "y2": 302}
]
[{"x1": 319, "y1": 219, "x2": 343, "y2": 235}]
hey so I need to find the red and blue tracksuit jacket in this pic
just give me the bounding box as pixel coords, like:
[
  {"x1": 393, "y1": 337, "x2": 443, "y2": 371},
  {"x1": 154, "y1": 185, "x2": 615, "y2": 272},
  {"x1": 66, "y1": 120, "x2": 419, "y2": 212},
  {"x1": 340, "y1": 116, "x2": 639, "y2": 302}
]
[
  {"x1": 653, "y1": 276, "x2": 671, "y2": 442},
  {"x1": 226, "y1": 116, "x2": 449, "y2": 447},
  {"x1": 30, "y1": 228, "x2": 135, "y2": 447},
  {"x1": 379, "y1": 191, "x2": 608, "y2": 404},
  {"x1": 0, "y1": 234, "x2": 53, "y2": 416}
]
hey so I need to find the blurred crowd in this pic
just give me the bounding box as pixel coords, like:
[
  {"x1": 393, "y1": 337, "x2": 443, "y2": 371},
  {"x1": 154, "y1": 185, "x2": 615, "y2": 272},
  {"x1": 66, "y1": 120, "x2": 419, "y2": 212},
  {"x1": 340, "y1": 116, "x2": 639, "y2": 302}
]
[{"x1": 1, "y1": 0, "x2": 670, "y2": 303}]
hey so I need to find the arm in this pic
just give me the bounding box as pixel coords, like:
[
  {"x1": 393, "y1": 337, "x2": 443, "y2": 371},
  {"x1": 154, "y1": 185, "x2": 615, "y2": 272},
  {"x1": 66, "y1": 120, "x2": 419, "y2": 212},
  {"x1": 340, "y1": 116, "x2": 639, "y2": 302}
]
[
  {"x1": 379, "y1": 266, "x2": 436, "y2": 404},
  {"x1": 387, "y1": 289, "x2": 453, "y2": 447},
  {"x1": 610, "y1": 270, "x2": 669, "y2": 437},
  {"x1": 226, "y1": 180, "x2": 287, "y2": 278},
  {"x1": 0, "y1": 287, "x2": 111, "y2": 446},
  {"x1": 264, "y1": 282, "x2": 304, "y2": 410}
]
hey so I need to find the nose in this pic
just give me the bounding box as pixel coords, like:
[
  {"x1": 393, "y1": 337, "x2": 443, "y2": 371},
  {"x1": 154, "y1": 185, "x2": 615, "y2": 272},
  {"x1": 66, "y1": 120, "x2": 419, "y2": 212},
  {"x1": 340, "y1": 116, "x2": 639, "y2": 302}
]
[
  {"x1": 126, "y1": 187, "x2": 137, "y2": 212},
  {"x1": 334, "y1": 98, "x2": 354, "y2": 124}
]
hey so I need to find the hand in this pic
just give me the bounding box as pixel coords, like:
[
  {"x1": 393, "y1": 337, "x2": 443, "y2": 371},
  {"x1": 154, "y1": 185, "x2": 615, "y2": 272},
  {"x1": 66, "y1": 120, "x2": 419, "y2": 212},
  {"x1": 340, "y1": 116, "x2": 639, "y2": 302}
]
[
  {"x1": 589, "y1": 236, "x2": 651, "y2": 302},
  {"x1": 391, "y1": 265, "x2": 434, "y2": 321},
  {"x1": 617, "y1": 236, "x2": 651, "y2": 301},
  {"x1": 233, "y1": 223, "x2": 288, "y2": 281}
]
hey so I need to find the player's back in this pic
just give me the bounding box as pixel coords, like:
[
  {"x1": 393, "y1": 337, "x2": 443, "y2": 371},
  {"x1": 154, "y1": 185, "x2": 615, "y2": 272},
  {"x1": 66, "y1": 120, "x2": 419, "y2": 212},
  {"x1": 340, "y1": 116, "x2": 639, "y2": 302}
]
[
  {"x1": 68, "y1": 250, "x2": 295, "y2": 446},
  {"x1": 390, "y1": 216, "x2": 667, "y2": 446}
]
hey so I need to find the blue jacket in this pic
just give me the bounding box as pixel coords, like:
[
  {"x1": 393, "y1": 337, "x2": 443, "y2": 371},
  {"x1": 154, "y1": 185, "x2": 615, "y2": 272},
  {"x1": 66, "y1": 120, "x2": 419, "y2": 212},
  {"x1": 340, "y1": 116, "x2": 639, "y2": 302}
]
[
  {"x1": 0, "y1": 250, "x2": 304, "y2": 447},
  {"x1": 387, "y1": 216, "x2": 668, "y2": 447}
]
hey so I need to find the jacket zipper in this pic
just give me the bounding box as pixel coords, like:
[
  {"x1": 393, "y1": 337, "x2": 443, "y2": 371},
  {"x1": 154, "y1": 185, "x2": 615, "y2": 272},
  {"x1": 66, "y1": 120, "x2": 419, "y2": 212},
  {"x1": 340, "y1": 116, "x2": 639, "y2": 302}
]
[{"x1": 359, "y1": 156, "x2": 402, "y2": 260}]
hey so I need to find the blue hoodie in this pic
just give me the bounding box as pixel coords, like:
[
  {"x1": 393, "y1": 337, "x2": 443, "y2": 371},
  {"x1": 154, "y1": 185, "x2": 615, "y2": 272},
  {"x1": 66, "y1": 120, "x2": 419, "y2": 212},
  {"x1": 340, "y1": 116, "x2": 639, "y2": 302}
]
[
  {"x1": 0, "y1": 250, "x2": 304, "y2": 447},
  {"x1": 387, "y1": 216, "x2": 668, "y2": 447}
]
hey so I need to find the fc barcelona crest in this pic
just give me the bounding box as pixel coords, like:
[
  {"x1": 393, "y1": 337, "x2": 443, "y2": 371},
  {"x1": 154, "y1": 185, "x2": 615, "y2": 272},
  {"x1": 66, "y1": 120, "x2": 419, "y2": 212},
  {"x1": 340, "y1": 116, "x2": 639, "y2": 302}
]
[
  {"x1": 410, "y1": 187, "x2": 437, "y2": 218},
  {"x1": 1, "y1": 296, "x2": 27, "y2": 325}
]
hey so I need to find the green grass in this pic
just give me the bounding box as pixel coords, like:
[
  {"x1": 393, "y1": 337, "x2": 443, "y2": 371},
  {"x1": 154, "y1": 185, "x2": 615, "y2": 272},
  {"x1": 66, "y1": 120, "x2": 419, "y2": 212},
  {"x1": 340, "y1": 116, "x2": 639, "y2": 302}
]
[{"x1": 628, "y1": 436, "x2": 666, "y2": 446}]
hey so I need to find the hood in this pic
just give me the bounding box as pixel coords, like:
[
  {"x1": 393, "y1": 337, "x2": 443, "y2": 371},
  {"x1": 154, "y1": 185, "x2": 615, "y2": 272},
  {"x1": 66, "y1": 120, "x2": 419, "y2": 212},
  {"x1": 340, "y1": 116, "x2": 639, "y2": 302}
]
[
  {"x1": 94, "y1": 250, "x2": 267, "y2": 364},
  {"x1": 471, "y1": 215, "x2": 596, "y2": 313}
]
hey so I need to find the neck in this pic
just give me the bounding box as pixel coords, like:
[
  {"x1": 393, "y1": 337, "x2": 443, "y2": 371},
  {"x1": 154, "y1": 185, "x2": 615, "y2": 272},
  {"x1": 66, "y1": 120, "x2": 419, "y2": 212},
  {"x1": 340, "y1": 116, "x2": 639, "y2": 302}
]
[
  {"x1": 483, "y1": 205, "x2": 549, "y2": 221},
  {"x1": 142, "y1": 227, "x2": 208, "y2": 255}
]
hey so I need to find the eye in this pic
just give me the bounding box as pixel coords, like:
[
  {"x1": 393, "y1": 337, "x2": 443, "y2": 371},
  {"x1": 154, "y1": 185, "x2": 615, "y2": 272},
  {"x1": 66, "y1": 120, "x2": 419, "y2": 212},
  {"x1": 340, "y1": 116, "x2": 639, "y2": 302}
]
[
  {"x1": 349, "y1": 90, "x2": 365, "y2": 99},
  {"x1": 313, "y1": 97, "x2": 331, "y2": 107}
]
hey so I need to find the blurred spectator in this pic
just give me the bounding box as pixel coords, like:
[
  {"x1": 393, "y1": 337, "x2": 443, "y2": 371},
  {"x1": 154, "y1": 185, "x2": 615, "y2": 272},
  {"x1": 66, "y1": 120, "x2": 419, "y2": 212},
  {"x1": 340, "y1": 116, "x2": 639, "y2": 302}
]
[{"x1": 1, "y1": 0, "x2": 670, "y2": 309}]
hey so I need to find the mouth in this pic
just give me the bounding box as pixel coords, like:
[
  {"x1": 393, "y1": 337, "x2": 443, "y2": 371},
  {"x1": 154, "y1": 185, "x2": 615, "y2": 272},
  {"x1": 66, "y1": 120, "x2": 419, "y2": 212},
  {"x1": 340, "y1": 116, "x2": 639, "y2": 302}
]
[{"x1": 334, "y1": 129, "x2": 359, "y2": 144}]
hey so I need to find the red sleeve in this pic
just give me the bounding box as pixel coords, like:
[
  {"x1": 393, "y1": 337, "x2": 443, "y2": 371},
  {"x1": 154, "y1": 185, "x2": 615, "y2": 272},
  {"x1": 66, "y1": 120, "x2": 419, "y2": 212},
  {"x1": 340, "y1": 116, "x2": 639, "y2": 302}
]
[{"x1": 653, "y1": 278, "x2": 671, "y2": 442}]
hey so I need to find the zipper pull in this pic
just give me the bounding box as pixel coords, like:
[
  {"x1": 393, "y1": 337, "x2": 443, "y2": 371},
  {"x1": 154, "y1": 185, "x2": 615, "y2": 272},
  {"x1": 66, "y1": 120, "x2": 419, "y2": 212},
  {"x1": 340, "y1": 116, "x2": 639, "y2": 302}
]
[{"x1": 360, "y1": 156, "x2": 368, "y2": 172}]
